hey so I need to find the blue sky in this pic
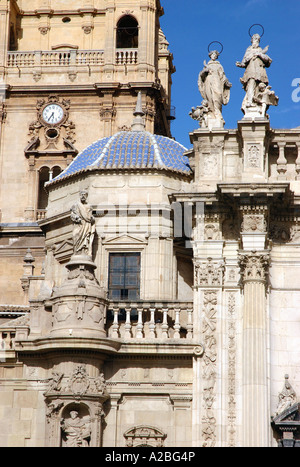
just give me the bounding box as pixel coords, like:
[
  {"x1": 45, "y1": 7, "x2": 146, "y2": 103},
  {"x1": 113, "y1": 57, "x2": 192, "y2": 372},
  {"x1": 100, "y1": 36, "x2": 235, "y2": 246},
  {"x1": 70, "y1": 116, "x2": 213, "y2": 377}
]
[{"x1": 160, "y1": 0, "x2": 300, "y2": 148}]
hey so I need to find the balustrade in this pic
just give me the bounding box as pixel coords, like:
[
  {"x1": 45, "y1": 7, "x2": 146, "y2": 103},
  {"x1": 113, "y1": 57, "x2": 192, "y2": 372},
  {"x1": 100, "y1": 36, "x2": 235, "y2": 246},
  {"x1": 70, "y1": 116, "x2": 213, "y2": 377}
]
[
  {"x1": 115, "y1": 49, "x2": 138, "y2": 65},
  {"x1": 106, "y1": 301, "x2": 193, "y2": 340},
  {"x1": 0, "y1": 330, "x2": 15, "y2": 350},
  {"x1": 7, "y1": 50, "x2": 105, "y2": 68}
]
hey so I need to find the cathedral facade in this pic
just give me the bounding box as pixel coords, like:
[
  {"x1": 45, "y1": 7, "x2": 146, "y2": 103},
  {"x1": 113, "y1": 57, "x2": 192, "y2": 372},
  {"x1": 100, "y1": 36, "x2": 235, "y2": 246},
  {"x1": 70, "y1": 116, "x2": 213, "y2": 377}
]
[{"x1": 0, "y1": 0, "x2": 299, "y2": 448}]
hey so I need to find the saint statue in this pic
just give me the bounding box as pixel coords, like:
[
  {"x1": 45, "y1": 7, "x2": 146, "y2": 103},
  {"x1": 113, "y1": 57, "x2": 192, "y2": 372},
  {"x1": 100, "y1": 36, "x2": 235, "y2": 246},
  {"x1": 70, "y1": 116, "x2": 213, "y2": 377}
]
[
  {"x1": 198, "y1": 49, "x2": 232, "y2": 126},
  {"x1": 61, "y1": 410, "x2": 91, "y2": 447},
  {"x1": 70, "y1": 190, "x2": 95, "y2": 257},
  {"x1": 274, "y1": 374, "x2": 297, "y2": 416},
  {"x1": 236, "y1": 32, "x2": 278, "y2": 116}
]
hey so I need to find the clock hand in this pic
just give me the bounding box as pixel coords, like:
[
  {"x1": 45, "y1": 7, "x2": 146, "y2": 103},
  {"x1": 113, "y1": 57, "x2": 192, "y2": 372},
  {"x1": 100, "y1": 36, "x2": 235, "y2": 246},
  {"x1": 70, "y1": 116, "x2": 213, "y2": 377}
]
[{"x1": 49, "y1": 112, "x2": 55, "y2": 121}]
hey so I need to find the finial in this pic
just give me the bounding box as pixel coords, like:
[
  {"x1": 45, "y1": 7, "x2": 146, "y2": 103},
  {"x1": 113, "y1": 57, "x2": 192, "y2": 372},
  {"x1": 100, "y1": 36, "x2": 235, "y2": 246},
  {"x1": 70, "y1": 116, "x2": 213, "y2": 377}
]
[{"x1": 131, "y1": 91, "x2": 145, "y2": 132}]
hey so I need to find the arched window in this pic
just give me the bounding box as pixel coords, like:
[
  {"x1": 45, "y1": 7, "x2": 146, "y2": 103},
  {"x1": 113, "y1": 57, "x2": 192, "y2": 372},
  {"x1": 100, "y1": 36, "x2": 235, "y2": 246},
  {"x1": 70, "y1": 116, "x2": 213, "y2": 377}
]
[
  {"x1": 116, "y1": 15, "x2": 139, "y2": 49},
  {"x1": 37, "y1": 166, "x2": 62, "y2": 219},
  {"x1": 38, "y1": 166, "x2": 50, "y2": 211}
]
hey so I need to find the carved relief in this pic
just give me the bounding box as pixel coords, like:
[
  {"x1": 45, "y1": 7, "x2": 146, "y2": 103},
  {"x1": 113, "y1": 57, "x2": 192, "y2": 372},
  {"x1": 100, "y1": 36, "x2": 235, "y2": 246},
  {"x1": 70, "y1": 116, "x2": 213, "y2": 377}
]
[
  {"x1": 44, "y1": 365, "x2": 109, "y2": 447},
  {"x1": 61, "y1": 409, "x2": 91, "y2": 447},
  {"x1": 242, "y1": 214, "x2": 266, "y2": 233},
  {"x1": 194, "y1": 258, "x2": 224, "y2": 287},
  {"x1": 27, "y1": 95, "x2": 76, "y2": 152},
  {"x1": 203, "y1": 153, "x2": 218, "y2": 176},
  {"x1": 239, "y1": 252, "x2": 270, "y2": 284},
  {"x1": 124, "y1": 426, "x2": 166, "y2": 447},
  {"x1": 227, "y1": 293, "x2": 237, "y2": 446},
  {"x1": 201, "y1": 291, "x2": 217, "y2": 447},
  {"x1": 245, "y1": 144, "x2": 261, "y2": 169},
  {"x1": 274, "y1": 374, "x2": 297, "y2": 416}
]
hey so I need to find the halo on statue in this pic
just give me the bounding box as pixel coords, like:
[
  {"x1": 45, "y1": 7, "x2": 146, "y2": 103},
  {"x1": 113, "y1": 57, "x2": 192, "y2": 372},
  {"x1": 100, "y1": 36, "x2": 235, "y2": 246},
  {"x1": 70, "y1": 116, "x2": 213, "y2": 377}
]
[
  {"x1": 207, "y1": 41, "x2": 223, "y2": 55},
  {"x1": 248, "y1": 23, "x2": 264, "y2": 38}
]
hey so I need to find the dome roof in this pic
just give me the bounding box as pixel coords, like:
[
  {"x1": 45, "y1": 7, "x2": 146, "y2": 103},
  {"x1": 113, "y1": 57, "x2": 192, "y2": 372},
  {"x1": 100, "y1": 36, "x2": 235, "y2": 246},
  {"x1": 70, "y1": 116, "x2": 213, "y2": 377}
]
[{"x1": 49, "y1": 130, "x2": 192, "y2": 185}]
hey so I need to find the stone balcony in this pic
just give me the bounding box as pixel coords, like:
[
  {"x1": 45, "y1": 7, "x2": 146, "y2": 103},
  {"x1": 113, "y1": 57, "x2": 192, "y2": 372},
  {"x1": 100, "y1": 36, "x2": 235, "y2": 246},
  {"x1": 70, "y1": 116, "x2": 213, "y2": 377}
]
[
  {"x1": 106, "y1": 301, "x2": 194, "y2": 340},
  {"x1": 4, "y1": 48, "x2": 143, "y2": 85},
  {"x1": 0, "y1": 300, "x2": 197, "y2": 360}
]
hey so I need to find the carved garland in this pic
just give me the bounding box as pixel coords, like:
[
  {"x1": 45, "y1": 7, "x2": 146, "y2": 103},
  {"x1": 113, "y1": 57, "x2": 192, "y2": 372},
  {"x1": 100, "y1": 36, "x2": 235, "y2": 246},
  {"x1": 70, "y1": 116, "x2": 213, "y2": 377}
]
[
  {"x1": 201, "y1": 291, "x2": 217, "y2": 447},
  {"x1": 227, "y1": 292, "x2": 237, "y2": 447}
]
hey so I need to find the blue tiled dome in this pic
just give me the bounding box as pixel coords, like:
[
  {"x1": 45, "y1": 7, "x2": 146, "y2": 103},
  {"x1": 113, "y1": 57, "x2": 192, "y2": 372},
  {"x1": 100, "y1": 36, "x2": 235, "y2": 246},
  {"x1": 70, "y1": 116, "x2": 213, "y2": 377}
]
[{"x1": 49, "y1": 131, "x2": 192, "y2": 184}]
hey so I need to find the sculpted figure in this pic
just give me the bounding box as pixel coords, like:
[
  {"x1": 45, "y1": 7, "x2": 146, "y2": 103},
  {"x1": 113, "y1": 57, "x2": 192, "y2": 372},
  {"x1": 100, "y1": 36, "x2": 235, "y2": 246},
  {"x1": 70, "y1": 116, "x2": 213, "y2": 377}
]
[
  {"x1": 198, "y1": 50, "x2": 232, "y2": 124},
  {"x1": 61, "y1": 410, "x2": 91, "y2": 447},
  {"x1": 236, "y1": 33, "x2": 276, "y2": 115},
  {"x1": 70, "y1": 190, "x2": 95, "y2": 257},
  {"x1": 275, "y1": 374, "x2": 297, "y2": 416}
]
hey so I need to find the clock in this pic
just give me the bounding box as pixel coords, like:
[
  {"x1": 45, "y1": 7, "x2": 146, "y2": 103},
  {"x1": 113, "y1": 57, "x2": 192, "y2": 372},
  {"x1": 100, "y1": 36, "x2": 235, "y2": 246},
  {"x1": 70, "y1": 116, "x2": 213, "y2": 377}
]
[{"x1": 42, "y1": 103, "x2": 64, "y2": 125}]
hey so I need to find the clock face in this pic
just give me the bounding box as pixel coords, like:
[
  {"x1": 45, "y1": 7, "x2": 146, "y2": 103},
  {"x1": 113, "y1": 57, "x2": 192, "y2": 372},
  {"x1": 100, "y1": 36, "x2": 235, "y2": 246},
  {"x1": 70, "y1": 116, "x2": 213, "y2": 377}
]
[{"x1": 42, "y1": 104, "x2": 64, "y2": 125}]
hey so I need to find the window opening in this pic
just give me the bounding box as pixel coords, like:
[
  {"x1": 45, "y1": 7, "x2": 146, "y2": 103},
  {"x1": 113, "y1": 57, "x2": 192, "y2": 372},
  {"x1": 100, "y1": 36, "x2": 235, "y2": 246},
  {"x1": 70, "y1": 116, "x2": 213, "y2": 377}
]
[{"x1": 116, "y1": 16, "x2": 139, "y2": 49}]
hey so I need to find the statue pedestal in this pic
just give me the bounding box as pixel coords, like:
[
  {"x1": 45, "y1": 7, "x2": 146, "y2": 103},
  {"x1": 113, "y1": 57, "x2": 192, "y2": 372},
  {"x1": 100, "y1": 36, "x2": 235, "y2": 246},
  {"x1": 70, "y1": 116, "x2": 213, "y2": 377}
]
[
  {"x1": 50, "y1": 254, "x2": 108, "y2": 338},
  {"x1": 206, "y1": 116, "x2": 225, "y2": 131}
]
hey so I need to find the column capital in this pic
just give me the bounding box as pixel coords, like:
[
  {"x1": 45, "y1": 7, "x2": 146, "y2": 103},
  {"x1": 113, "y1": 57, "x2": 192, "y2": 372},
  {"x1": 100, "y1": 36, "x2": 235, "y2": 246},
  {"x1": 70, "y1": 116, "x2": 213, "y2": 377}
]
[{"x1": 238, "y1": 250, "x2": 270, "y2": 285}]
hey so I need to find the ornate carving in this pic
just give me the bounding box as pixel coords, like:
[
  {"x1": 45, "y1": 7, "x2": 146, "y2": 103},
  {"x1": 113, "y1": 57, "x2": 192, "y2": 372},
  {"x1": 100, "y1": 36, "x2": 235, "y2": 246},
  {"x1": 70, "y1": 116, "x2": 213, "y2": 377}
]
[
  {"x1": 246, "y1": 144, "x2": 260, "y2": 168},
  {"x1": 201, "y1": 291, "x2": 217, "y2": 447},
  {"x1": 44, "y1": 371, "x2": 64, "y2": 396},
  {"x1": 61, "y1": 409, "x2": 91, "y2": 447},
  {"x1": 124, "y1": 425, "x2": 166, "y2": 448},
  {"x1": 82, "y1": 25, "x2": 94, "y2": 34},
  {"x1": 227, "y1": 292, "x2": 237, "y2": 446},
  {"x1": 27, "y1": 96, "x2": 76, "y2": 150},
  {"x1": 67, "y1": 364, "x2": 90, "y2": 396},
  {"x1": 238, "y1": 251, "x2": 270, "y2": 284},
  {"x1": 274, "y1": 375, "x2": 297, "y2": 416},
  {"x1": 39, "y1": 26, "x2": 50, "y2": 35},
  {"x1": 242, "y1": 214, "x2": 266, "y2": 233},
  {"x1": 194, "y1": 258, "x2": 224, "y2": 287}
]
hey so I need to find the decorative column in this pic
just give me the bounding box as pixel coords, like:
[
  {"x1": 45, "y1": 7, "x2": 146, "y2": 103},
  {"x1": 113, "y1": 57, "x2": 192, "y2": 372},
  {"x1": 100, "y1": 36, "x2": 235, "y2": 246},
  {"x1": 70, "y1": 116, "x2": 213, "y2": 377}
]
[
  {"x1": 192, "y1": 208, "x2": 224, "y2": 447},
  {"x1": 239, "y1": 207, "x2": 270, "y2": 447}
]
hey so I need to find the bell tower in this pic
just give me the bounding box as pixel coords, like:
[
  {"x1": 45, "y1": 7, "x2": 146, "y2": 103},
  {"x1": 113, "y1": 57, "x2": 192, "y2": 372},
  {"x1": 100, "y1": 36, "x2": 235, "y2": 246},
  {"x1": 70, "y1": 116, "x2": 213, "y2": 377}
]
[{"x1": 0, "y1": 0, "x2": 175, "y2": 306}]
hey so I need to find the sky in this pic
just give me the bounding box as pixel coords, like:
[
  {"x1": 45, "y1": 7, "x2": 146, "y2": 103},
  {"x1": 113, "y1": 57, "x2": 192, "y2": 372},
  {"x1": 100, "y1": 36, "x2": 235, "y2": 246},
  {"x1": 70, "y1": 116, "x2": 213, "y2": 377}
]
[{"x1": 160, "y1": 0, "x2": 300, "y2": 149}]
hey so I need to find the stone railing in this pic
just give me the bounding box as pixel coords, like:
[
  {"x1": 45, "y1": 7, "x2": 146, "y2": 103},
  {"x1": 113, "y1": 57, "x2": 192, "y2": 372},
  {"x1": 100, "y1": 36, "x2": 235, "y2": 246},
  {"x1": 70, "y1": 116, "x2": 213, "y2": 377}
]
[
  {"x1": 0, "y1": 330, "x2": 15, "y2": 350},
  {"x1": 106, "y1": 301, "x2": 193, "y2": 340},
  {"x1": 7, "y1": 49, "x2": 105, "y2": 67},
  {"x1": 36, "y1": 209, "x2": 47, "y2": 221},
  {"x1": 115, "y1": 48, "x2": 138, "y2": 65}
]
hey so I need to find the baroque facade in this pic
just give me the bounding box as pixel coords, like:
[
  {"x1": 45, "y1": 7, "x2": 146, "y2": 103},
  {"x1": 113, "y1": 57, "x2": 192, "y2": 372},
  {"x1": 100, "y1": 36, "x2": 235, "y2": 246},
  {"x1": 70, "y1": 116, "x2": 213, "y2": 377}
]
[{"x1": 0, "y1": 0, "x2": 299, "y2": 448}]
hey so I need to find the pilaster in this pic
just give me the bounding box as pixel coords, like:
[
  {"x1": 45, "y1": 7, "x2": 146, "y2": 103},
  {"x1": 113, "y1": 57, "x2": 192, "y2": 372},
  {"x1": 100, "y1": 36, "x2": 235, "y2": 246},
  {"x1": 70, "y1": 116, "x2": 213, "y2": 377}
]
[{"x1": 238, "y1": 204, "x2": 270, "y2": 447}]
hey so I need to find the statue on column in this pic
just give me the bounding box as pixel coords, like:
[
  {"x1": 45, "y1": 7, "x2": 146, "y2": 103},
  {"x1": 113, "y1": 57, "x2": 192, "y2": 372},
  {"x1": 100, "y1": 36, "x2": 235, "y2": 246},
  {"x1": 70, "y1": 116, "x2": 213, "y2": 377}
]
[
  {"x1": 70, "y1": 190, "x2": 95, "y2": 257},
  {"x1": 193, "y1": 43, "x2": 231, "y2": 129},
  {"x1": 236, "y1": 26, "x2": 278, "y2": 117}
]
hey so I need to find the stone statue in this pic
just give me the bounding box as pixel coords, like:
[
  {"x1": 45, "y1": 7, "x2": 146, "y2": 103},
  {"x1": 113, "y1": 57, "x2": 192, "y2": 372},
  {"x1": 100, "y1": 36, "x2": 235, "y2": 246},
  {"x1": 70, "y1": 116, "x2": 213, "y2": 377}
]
[
  {"x1": 197, "y1": 49, "x2": 232, "y2": 128},
  {"x1": 236, "y1": 33, "x2": 278, "y2": 117},
  {"x1": 189, "y1": 100, "x2": 209, "y2": 128},
  {"x1": 70, "y1": 190, "x2": 95, "y2": 257},
  {"x1": 61, "y1": 410, "x2": 91, "y2": 447},
  {"x1": 274, "y1": 374, "x2": 297, "y2": 416}
]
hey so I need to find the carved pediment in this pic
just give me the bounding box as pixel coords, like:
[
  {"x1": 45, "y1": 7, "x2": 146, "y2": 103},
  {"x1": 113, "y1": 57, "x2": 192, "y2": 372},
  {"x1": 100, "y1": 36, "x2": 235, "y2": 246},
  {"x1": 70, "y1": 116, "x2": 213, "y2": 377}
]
[
  {"x1": 102, "y1": 233, "x2": 148, "y2": 245},
  {"x1": 272, "y1": 402, "x2": 300, "y2": 427}
]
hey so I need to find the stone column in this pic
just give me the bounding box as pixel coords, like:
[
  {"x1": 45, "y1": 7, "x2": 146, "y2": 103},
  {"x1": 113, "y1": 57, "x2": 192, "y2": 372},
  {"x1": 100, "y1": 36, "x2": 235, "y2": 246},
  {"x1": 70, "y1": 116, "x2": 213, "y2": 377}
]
[
  {"x1": 192, "y1": 209, "x2": 224, "y2": 447},
  {"x1": 239, "y1": 207, "x2": 270, "y2": 447}
]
